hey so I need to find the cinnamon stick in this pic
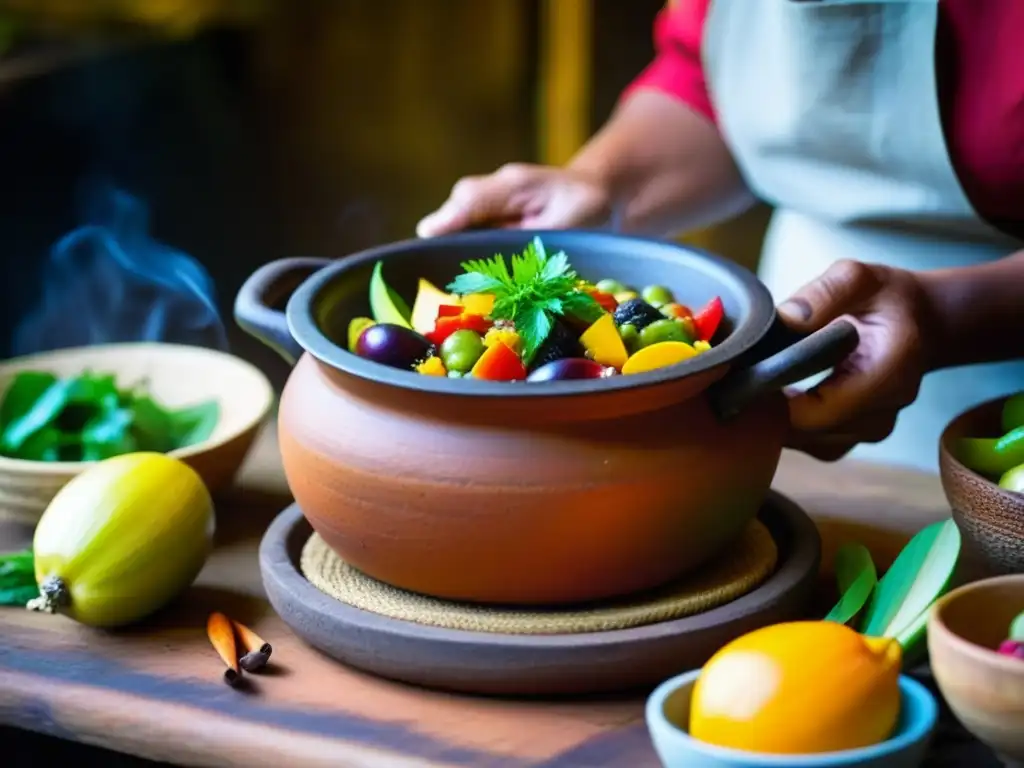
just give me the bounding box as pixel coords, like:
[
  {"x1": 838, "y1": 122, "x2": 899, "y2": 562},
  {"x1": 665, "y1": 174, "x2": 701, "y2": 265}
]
[
  {"x1": 231, "y1": 618, "x2": 273, "y2": 672},
  {"x1": 207, "y1": 612, "x2": 242, "y2": 686}
]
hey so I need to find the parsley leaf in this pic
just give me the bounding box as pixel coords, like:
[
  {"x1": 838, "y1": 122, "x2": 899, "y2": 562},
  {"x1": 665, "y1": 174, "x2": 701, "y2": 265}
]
[{"x1": 446, "y1": 236, "x2": 601, "y2": 364}]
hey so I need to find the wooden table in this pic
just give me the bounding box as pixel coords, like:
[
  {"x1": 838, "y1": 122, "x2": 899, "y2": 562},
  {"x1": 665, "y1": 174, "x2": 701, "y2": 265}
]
[{"x1": 0, "y1": 426, "x2": 996, "y2": 767}]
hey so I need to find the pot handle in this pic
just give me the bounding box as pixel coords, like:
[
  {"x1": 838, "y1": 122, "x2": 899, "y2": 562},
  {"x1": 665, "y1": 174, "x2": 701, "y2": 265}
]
[
  {"x1": 234, "y1": 257, "x2": 332, "y2": 364},
  {"x1": 706, "y1": 319, "x2": 860, "y2": 421}
]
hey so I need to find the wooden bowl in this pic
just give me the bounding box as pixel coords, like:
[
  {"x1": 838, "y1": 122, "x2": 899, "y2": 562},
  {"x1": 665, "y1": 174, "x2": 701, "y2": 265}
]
[
  {"x1": 928, "y1": 575, "x2": 1024, "y2": 766},
  {"x1": 939, "y1": 396, "x2": 1024, "y2": 576},
  {"x1": 0, "y1": 342, "x2": 274, "y2": 522}
]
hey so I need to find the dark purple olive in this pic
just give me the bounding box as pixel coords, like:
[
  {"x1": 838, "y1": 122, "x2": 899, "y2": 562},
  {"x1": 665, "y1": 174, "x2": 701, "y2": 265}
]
[
  {"x1": 355, "y1": 323, "x2": 433, "y2": 369},
  {"x1": 526, "y1": 358, "x2": 616, "y2": 382}
]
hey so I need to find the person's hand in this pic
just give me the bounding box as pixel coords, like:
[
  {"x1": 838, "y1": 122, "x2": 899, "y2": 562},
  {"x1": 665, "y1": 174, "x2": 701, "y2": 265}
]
[
  {"x1": 416, "y1": 163, "x2": 612, "y2": 237},
  {"x1": 776, "y1": 259, "x2": 939, "y2": 461}
]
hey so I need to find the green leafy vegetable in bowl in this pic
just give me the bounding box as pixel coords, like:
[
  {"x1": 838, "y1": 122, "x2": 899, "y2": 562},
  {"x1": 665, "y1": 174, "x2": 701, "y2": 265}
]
[{"x1": 0, "y1": 371, "x2": 220, "y2": 462}]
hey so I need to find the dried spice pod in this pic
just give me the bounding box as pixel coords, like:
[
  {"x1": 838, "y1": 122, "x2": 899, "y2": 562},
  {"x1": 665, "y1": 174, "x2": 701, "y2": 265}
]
[
  {"x1": 207, "y1": 612, "x2": 242, "y2": 686},
  {"x1": 232, "y1": 618, "x2": 273, "y2": 672}
]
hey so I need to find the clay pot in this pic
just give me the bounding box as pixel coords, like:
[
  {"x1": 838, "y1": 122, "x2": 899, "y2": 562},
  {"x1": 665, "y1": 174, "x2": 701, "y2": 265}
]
[{"x1": 235, "y1": 231, "x2": 856, "y2": 605}]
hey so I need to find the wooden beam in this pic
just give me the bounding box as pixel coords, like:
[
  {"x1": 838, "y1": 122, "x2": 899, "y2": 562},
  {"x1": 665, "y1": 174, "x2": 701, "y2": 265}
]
[{"x1": 538, "y1": 0, "x2": 592, "y2": 166}]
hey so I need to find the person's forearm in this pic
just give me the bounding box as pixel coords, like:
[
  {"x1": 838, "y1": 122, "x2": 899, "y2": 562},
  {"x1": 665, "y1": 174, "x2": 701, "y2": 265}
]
[
  {"x1": 920, "y1": 249, "x2": 1024, "y2": 370},
  {"x1": 566, "y1": 90, "x2": 755, "y2": 237}
]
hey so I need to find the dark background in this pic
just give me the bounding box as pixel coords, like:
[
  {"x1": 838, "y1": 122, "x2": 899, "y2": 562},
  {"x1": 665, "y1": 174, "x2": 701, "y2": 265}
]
[{"x1": 0, "y1": 0, "x2": 664, "y2": 393}]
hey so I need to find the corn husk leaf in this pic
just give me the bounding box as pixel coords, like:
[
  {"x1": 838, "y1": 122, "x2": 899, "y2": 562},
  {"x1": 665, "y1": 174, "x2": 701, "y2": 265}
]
[
  {"x1": 861, "y1": 519, "x2": 961, "y2": 661},
  {"x1": 824, "y1": 543, "x2": 877, "y2": 626}
]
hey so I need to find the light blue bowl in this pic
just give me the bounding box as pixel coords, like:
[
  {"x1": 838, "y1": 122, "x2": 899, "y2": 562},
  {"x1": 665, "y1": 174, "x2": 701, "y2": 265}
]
[{"x1": 646, "y1": 670, "x2": 937, "y2": 768}]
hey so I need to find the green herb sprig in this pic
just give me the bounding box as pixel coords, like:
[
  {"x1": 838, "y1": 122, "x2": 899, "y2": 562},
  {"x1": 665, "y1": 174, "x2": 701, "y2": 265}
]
[{"x1": 446, "y1": 237, "x2": 602, "y2": 363}]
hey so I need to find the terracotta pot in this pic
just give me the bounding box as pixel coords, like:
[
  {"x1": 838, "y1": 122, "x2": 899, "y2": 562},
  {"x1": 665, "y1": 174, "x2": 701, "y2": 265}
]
[
  {"x1": 235, "y1": 230, "x2": 856, "y2": 605},
  {"x1": 939, "y1": 397, "x2": 1024, "y2": 577}
]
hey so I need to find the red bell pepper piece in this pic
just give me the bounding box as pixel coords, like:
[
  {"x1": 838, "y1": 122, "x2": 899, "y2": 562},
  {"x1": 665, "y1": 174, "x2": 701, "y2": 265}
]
[
  {"x1": 426, "y1": 312, "x2": 492, "y2": 345},
  {"x1": 470, "y1": 341, "x2": 527, "y2": 381},
  {"x1": 437, "y1": 304, "x2": 464, "y2": 318},
  {"x1": 693, "y1": 296, "x2": 724, "y2": 342},
  {"x1": 583, "y1": 288, "x2": 618, "y2": 313}
]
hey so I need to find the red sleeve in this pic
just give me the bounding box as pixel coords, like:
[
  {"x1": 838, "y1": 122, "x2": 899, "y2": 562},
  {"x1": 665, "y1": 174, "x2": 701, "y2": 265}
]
[{"x1": 622, "y1": 0, "x2": 716, "y2": 124}]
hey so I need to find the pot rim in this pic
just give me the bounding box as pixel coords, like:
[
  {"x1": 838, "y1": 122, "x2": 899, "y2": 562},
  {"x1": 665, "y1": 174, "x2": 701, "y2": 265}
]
[{"x1": 285, "y1": 229, "x2": 776, "y2": 398}]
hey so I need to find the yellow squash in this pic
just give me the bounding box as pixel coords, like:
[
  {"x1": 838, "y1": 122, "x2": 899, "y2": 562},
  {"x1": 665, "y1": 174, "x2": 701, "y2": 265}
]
[
  {"x1": 30, "y1": 452, "x2": 215, "y2": 628},
  {"x1": 690, "y1": 621, "x2": 902, "y2": 754}
]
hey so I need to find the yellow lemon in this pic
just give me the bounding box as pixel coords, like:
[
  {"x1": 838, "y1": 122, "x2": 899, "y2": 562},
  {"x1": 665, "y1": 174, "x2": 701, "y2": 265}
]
[{"x1": 690, "y1": 621, "x2": 902, "y2": 754}]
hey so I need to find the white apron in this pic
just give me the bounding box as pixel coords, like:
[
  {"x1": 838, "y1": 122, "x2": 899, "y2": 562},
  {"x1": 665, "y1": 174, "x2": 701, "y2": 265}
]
[{"x1": 703, "y1": 0, "x2": 1024, "y2": 473}]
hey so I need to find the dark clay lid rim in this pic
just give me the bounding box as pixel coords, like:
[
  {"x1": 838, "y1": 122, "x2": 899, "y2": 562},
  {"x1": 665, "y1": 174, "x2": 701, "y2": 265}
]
[{"x1": 285, "y1": 229, "x2": 776, "y2": 398}]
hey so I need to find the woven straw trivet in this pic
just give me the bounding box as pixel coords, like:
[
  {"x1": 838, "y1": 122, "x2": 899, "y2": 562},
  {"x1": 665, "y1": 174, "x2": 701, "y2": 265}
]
[{"x1": 300, "y1": 520, "x2": 778, "y2": 635}]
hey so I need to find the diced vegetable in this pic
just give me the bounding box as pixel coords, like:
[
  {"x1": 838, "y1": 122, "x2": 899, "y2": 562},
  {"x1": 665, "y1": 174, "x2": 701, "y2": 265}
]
[
  {"x1": 415, "y1": 357, "x2": 447, "y2": 377},
  {"x1": 661, "y1": 302, "x2": 693, "y2": 320},
  {"x1": 693, "y1": 296, "x2": 724, "y2": 342},
  {"x1": 347, "y1": 317, "x2": 376, "y2": 353},
  {"x1": 425, "y1": 312, "x2": 492, "y2": 346},
  {"x1": 579, "y1": 314, "x2": 629, "y2": 370},
  {"x1": 369, "y1": 262, "x2": 412, "y2": 328},
  {"x1": 410, "y1": 279, "x2": 458, "y2": 335},
  {"x1": 440, "y1": 330, "x2": 486, "y2": 374},
  {"x1": 355, "y1": 324, "x2": 434, "y2": 370},
  {"x1": 641, "y1": 285, "x2": 674, "y2": 306},
  {"x1": 483, "y1": 326, "x2": 523, "y2": 355},
  {"x1": 527, "y1": 358, "x2": 614, "y2": 382},
  {"x1": 353, "y1": 239, "x2": 726, "y2": 385},
  {"x1": 471, "y1": 341, "x2": 528, "y2": 381},
  {"x1": 583, "y1": 288, "x2": 618, "y2": 313},
  {"x1": 639, "y1": 318, "x2": 693, "y2": 348},
  {"x1": 461, "y1": 293, "x2": 496, "y2": 316},
  {"x1": 621, "y1": 341, "x2": 698, "y2": 375}
]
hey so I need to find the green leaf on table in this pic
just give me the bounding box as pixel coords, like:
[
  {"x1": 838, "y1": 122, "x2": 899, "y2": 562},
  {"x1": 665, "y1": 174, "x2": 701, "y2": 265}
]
[
  {"x1": 824, "y1": 543, "x2": 878, "y2": 626},
  {"x1": 0, "y1": 549, "x2": 36, "y2": 607},
  {"x1": 860, "y1": 519, "x2": 961, "y2": 659},
  {"x1": 0, "y1": 584, "x2": 39, "y2": 607},
  {"x1": 1003, "y1": 393, "x2": 1024, "y2": 433},
  {"x1": 0, "y1": 549, "x2": 32, "y2": 579}
]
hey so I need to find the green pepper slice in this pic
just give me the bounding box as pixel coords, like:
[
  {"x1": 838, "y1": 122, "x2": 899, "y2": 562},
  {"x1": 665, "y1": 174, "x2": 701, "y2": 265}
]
[
  {"x1": 955, "y1": 424, "x2": 1024, "y2": 477},
  {"x1": 1002, "y1": 392, "x2": 1024, "y2": 433}
]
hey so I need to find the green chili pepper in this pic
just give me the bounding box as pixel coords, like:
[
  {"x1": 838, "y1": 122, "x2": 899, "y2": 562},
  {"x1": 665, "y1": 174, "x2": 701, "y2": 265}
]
[
  {"x1": 955, "y1": 425, "x2": 1024, "y2": 477},
  {"x1": 1002, "y1": 393, "x2": 1024, "y2": 433}
]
